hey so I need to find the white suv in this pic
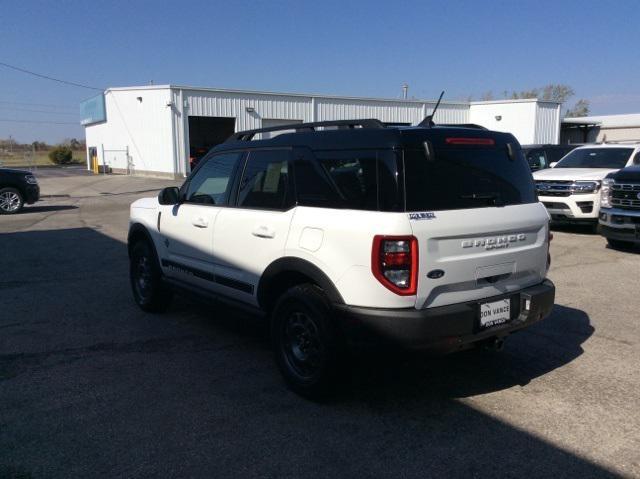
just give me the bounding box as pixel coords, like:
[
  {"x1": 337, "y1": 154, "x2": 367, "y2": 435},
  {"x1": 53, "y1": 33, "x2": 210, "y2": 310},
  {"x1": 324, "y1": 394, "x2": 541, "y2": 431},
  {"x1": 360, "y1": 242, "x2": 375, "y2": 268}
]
[
  {"x1": 533, "y1": 144, "x2": 640, "y2": 226},
  {"x1": 128, "y1": 119, "x2": 555, "y2": 397}
]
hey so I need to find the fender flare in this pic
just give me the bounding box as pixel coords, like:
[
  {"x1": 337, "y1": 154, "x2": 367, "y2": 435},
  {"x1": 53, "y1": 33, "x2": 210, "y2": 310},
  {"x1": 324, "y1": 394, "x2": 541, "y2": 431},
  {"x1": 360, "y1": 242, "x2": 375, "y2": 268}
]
[
  {"x1": 257, "y1": 257, "x2": 344, "y2": 309},
  {"x1": 127, "y1": 223, "x2": 156, "y2": 258}
]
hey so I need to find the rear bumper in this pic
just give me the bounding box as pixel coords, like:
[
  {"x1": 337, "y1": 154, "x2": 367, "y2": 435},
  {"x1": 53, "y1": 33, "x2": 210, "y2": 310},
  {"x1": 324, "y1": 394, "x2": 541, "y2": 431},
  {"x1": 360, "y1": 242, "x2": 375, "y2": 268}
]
[{"x1": 335, "y1": 280, "x2": 555, "y2": 353}]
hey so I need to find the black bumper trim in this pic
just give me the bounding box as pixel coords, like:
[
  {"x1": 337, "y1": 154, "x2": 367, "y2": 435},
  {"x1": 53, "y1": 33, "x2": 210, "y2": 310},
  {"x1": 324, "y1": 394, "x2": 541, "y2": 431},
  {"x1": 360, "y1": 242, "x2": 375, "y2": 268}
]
[
  {"x1": 334, "y1": 280, "x2": 555, "y2": 352},
  {"x1": 599, "y1": 225, "x2": 640, "y2": 244}
]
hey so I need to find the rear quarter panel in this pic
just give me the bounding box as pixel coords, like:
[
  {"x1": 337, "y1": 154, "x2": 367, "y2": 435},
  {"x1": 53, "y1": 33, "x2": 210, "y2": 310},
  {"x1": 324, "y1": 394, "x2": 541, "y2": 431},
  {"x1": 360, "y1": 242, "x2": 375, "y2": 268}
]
[{"x1": 286, "y1": 207, "x2": 415, "y2": 308}]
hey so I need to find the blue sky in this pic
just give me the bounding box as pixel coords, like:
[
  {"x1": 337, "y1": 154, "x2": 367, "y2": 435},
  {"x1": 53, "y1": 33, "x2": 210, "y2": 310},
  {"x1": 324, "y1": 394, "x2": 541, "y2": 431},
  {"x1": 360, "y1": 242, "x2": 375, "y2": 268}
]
[{"x1": 1, "y1": 0, "x2": 639, "y2": 143}]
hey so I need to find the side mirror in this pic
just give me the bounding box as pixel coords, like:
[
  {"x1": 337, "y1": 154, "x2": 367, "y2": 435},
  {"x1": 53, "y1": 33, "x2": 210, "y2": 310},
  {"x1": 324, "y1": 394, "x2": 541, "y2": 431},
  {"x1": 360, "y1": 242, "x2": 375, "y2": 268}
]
[
  {"x1": 158, "y1": 186, "x2": 180, "y2": 205},
  {"x1": 549, "y1": 162, "x2": 558, "y2": 168}
]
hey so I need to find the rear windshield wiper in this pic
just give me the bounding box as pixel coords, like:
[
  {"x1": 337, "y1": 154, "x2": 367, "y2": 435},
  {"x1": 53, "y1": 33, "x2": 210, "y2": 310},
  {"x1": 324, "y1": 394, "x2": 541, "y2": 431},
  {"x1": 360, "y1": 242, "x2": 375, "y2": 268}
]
[{"x1": 460, "y1": 192, "x2": 504, "y2": 206}]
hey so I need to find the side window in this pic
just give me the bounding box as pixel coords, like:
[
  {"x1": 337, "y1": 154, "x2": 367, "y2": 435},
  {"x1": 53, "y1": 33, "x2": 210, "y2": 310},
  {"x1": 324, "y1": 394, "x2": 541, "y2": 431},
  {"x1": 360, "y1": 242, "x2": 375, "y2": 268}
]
[
  {"x1": 321, "y1": 156, "x2": 377, "y2": 210},
  {"x1": 185, "y1": 152, "x2": 241, "y2": 205},
  {"x1": 633, "y1": 152, "x2": 640, "y2": 165},
  {"x1": 525, "y1": 149, "x2": 546, "y2": 170},
  {"x1": 293, "y1": 149, "x2": 401, "y2": 211},
  {"x1": 237, "y1": 150, "x2": 291, "y2": 210}
]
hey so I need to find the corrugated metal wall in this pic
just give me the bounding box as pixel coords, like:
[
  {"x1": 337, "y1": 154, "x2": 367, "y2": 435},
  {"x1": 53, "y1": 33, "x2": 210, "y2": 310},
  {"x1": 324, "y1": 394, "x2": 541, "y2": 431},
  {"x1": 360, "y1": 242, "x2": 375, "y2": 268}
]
[
  {"x1": 181, "y1": 88, "x2": 469, "y2": 130},
  {"x1": 534, "y1": 102, "x2": 561, "y2": 144},
  {"x1": 88, "y1": 86, "x2": 558, "y2": 177},
  {"x1": 314, "y1": 98, "x2": 468, "y2": 125},
  {"x1": 174, "y1": 87, "x2": 471, "y2": 175}
]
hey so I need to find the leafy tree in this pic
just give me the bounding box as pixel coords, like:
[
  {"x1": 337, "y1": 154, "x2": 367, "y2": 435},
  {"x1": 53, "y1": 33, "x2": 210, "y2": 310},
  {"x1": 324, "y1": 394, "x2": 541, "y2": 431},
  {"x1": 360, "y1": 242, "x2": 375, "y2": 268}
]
[{"x1": 48, "y1": 145, "x2": 73, "y2": 165}]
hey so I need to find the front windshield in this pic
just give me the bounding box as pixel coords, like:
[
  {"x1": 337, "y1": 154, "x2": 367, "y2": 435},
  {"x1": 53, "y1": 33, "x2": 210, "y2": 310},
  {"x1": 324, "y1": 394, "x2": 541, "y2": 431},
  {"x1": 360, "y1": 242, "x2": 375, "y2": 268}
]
[{"x1": 555, "y1": 148, "x2": 632, "y2": 169}]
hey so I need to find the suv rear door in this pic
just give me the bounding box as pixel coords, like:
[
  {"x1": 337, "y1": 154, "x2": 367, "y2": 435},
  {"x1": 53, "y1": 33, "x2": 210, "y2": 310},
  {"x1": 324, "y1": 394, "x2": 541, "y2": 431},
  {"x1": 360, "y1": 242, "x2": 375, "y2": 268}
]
[{"x1": 402, "y1": 133, "x2": 550, "y2": 309}]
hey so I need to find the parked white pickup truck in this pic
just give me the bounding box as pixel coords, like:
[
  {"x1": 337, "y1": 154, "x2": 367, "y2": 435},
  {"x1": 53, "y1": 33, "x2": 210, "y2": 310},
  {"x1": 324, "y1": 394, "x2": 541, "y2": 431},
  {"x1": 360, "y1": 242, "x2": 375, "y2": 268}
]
[{"x1": 533, "y1": 144, "x2": 640, "y2": 227}]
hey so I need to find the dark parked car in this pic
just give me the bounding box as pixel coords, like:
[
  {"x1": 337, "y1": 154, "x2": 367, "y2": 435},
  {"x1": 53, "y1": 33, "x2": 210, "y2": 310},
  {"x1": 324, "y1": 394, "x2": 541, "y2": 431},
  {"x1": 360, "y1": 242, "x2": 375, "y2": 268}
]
[
  {"x1": 522, "y1": 144, "x2": 580, "y2": 171},
  {"x1": 0, "y1": 168, "x2": 40, "y2": 214}
]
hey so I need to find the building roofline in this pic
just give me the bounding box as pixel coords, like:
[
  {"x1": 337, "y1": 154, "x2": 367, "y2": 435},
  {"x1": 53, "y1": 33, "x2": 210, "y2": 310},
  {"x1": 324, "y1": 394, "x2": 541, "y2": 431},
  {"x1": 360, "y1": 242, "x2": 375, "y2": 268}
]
[
  {"x1": 470, "y1": 98, "x2": 561, "y2": 106},
  {"x1": 105, "y1": 84, "x2": 468, "y2": 106}
]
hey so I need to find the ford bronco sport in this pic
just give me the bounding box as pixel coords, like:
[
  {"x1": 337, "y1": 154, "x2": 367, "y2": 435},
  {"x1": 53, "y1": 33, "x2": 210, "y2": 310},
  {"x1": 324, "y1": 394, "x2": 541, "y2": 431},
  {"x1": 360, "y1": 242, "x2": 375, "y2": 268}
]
[{"x1": 128, "y1": 119, "x2": 555, "y2": 397}]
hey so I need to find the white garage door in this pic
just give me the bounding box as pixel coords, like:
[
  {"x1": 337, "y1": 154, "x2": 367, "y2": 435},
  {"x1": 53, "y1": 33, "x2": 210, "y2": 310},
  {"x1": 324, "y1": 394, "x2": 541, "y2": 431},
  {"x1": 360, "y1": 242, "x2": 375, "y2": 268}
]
[{"x1": 260, "y1": 118, "x2": 303, "y2": 139}]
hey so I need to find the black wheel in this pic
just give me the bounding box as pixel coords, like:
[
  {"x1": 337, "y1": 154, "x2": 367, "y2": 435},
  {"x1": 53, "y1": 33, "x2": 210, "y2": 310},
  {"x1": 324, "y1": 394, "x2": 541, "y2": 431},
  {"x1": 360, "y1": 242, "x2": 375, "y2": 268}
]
[
  {"x1": 0, "y1": 187, "x2": 24, "y2": 215},
  {"x1": 271, "y1": 284, "x2": 344, "y2": 399},
  {"x1": 129, "y1": 240, "x2": 173, "y2": 312},
  {"x1": 607, "y1": 238, "x2": 634, "y2": 250}
]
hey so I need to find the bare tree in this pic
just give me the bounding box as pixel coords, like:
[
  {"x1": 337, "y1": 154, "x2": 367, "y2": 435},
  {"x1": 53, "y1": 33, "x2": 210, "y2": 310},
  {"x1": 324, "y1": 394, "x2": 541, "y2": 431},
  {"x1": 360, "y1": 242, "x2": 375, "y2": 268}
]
[
  {"x1": 506, "y1": 84, "x2": 575, "y2": 103},
  {"x1": 565, "y1": 99, "x2": 590, "y2": 118},
  {"x1": 480, "y1": 91, "x2": 494, "y2": 101}
]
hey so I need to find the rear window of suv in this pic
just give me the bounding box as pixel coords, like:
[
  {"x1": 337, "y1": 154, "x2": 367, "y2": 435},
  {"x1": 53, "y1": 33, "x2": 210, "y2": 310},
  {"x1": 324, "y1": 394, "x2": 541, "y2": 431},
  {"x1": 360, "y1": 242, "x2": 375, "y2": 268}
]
[
  {"x1": 403, "y1": 144, "x2": 537, "y2": 211},
  {"x1": 555, "y1": 148, "x2": 633, "y2": 169}
]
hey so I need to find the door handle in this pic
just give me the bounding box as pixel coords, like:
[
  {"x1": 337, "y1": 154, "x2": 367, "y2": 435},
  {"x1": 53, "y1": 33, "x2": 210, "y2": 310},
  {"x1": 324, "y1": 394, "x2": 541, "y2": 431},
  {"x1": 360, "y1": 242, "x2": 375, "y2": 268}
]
[
  {"x1": 192, "y1": 217, "x2": 209, "y2": 228},
  {"x1": 252, "y1": 225, "x2": 275, "y2": 239}
]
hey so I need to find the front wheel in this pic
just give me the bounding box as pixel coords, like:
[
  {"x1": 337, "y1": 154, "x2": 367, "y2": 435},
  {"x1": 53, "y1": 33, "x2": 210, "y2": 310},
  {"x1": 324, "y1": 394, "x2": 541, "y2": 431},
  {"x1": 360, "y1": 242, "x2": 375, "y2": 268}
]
[
  {"x1": 271, "y1": 284, "x2": 345, "y2": 399},
  {"x1": 0, "y1": 187, "x2": 24, "y2": 215},
  {"x1": 129, "y1": 241, "x2": 173, "y2": 312}
]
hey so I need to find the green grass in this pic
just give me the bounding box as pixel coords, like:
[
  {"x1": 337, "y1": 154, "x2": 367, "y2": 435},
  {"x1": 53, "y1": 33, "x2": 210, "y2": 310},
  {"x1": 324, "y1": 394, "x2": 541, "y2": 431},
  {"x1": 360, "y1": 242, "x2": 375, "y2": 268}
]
[{"x1": 0, "y1": 150, "x2": 86, "y2": 168}]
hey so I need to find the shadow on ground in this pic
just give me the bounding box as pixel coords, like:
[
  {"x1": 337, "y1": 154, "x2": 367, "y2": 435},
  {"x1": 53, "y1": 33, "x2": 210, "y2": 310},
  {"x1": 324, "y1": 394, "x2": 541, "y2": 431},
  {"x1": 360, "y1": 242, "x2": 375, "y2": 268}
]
[
  {"x1": 0, "y1": 227, "x2": 615, "y2": 478},
  {"x1": 551, "y1": 222, "x2": 598, "y2": 235},
  {"x1": 19, "y1": 205, "x2": 78, "y2": 214}
]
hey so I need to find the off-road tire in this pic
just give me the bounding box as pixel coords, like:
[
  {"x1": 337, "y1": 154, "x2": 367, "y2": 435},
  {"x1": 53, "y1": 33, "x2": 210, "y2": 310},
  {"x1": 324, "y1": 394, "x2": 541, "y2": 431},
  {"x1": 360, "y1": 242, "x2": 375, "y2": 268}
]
[
  {"x1": 129, "y1": 240, "x2": 173, "y2": 313},
  {"x1": 271, "y1": 283, "x2": 344, "y2": 399}
]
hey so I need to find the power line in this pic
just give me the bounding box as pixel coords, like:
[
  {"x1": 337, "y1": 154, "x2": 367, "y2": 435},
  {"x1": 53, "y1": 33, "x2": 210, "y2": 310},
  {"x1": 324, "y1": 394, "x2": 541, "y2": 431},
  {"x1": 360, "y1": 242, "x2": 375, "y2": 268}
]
[
  {"x1": 0, "y1": 106, "x2": 77, "y2": 115},
  {"x1": 0, "y1": 61, "x2": 103, "y2": 91},
  {"x1": 0, "y1": 118, "x2": 79, "y2": 125},
  {"x1": 0, "y1": 100, "x2": 76, "y2": 110}
]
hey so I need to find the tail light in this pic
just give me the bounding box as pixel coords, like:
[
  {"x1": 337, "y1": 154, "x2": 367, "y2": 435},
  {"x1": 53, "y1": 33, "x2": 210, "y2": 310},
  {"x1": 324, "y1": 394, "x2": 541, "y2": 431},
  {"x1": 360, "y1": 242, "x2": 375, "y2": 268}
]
[
  {"x1": 372, "y1": 235, "x2": 418, "y2": 295},
  {"x1": 547, "y1": 228, "x2": 553, "y2": 269}
]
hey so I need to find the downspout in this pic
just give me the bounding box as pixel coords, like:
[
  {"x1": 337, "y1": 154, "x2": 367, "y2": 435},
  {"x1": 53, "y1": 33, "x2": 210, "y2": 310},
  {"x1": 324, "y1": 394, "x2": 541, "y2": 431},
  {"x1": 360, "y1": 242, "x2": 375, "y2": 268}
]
[{"x1": 169, "y1": 88, "x2": 179, "y2": 176}]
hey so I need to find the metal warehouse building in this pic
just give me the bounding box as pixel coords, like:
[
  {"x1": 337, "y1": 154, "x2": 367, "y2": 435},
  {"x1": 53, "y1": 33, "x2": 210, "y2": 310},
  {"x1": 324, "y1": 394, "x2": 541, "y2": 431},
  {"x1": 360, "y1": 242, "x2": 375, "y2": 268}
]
[
  {"x1": 81, "y1": 85, "x2": 561, "y2": 178},
  {"x1": 562, "y1": 113, "x2": 640, "y2": 144}
]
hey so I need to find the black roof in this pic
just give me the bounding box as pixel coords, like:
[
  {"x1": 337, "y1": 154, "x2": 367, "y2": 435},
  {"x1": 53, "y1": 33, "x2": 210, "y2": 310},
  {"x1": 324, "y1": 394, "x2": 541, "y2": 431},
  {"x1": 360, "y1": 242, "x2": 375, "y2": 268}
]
[{"x1": 214, "y1": 119, "x2": 516, "y2": 154}]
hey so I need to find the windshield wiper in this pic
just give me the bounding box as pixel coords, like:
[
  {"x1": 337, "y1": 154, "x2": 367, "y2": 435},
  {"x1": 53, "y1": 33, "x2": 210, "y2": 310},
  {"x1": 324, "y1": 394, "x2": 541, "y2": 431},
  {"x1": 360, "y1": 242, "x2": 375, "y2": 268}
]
[{"x1": 460, "y1": 192, "x2": 504, "y2": 206}]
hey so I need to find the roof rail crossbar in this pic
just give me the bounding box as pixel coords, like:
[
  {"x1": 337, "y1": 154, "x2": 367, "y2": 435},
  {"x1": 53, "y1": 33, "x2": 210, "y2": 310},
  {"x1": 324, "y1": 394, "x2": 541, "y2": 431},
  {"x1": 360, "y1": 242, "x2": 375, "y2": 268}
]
[{"x1": 226, "y1": 119, "x2": 385, "y2": 142}]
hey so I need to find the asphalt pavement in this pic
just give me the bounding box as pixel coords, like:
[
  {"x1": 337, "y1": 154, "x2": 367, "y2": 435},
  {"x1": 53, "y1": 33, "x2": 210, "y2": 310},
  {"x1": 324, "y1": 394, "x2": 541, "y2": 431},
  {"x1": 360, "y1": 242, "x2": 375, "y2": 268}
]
[{"x1": 1, "y1": 169, "x2": 638, "y2": 478}]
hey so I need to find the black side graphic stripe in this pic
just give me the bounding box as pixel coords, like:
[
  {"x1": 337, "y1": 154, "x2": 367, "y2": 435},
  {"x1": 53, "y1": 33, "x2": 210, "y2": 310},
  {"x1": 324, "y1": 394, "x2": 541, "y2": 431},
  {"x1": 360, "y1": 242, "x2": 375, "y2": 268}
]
[
  {"x1": 161, "y1": 259, "x2": 254, "y2": 294},
  {"x1": 215, "y1": 275, "x2": 254, "y2": 294}
]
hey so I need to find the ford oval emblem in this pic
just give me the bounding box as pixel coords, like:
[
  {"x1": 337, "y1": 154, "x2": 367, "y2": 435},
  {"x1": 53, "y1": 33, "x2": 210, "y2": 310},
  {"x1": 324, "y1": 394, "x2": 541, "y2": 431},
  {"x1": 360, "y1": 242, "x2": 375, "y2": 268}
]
[
  {"x1": 637, "y1": 192, "x2": 640, "y2": 200},
  {"x1": 427, "y1": 269, "x2": 445, "y2": 279}
]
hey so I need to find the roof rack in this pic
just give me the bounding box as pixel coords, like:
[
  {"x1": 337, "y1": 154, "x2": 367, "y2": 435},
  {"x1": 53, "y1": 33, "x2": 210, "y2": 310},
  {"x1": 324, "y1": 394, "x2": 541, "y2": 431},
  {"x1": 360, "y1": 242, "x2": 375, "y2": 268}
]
[
  {"x1": 437, "y1": 123, "x2": 488, "y2": 130},
  {"x1": 227, "y1": 119, "x2": 385, "y2": 142}
]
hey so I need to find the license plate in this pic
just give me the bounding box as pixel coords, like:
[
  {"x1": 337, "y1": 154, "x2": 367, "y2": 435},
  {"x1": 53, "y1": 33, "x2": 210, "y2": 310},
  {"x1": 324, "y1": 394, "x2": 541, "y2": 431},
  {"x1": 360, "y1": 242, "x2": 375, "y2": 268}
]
[{"x1": 479, "y1": 298, "x2": 511, "y2": 329}]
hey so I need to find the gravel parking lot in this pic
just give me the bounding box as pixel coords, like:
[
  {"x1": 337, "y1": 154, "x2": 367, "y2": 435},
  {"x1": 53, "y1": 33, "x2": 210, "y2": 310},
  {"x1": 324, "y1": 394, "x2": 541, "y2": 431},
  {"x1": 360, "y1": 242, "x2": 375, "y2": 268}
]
[{"x1": 1, "y1": 169, "x2": 639, "y2": 478}]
